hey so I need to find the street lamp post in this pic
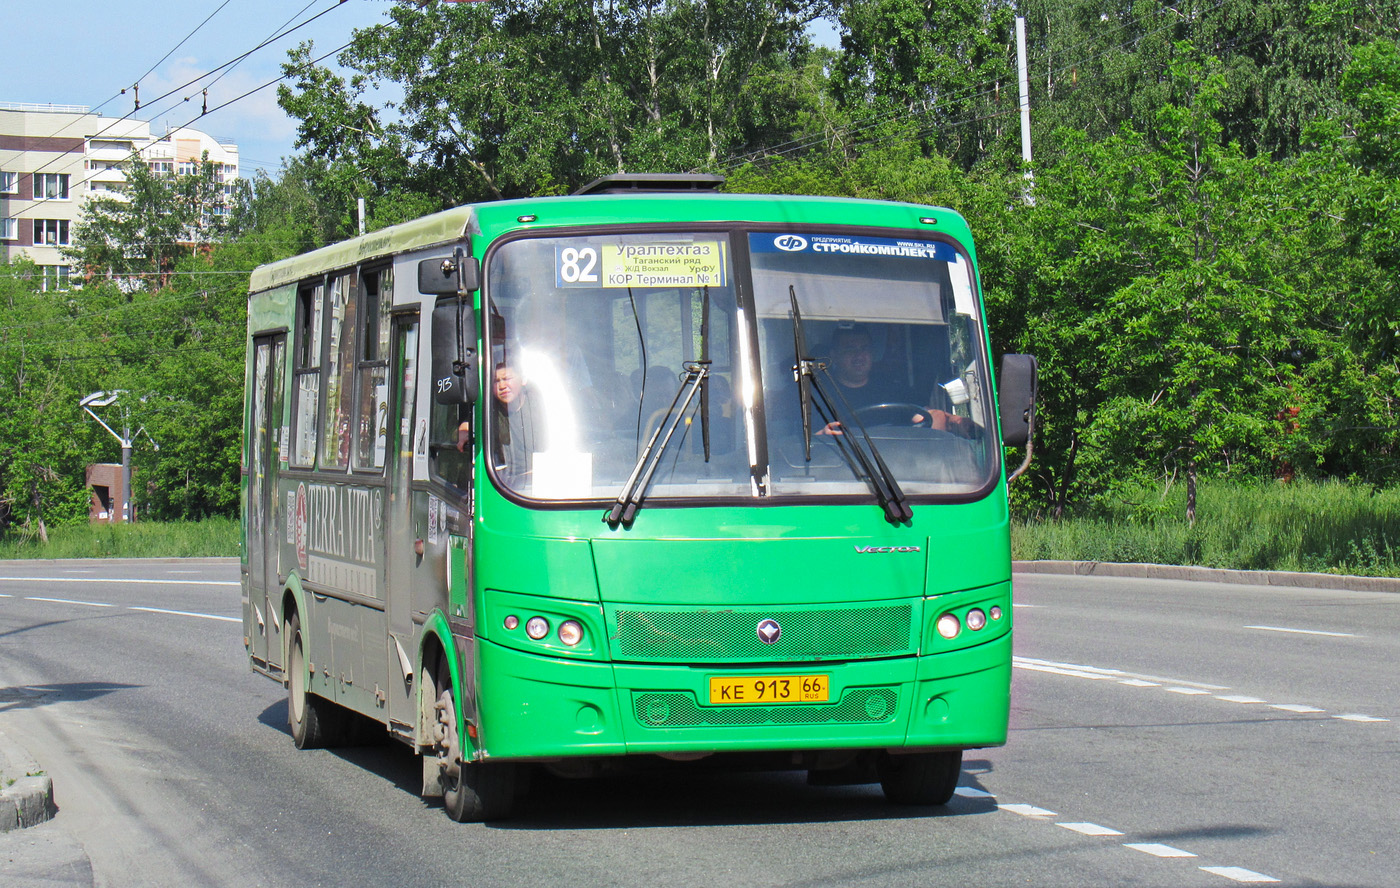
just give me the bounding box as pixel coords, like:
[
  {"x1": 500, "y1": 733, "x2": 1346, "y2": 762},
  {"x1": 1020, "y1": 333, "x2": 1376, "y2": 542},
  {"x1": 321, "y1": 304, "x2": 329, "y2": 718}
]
[{"x1": 80, "y1": 391, "x2": 157, "y2": 523}]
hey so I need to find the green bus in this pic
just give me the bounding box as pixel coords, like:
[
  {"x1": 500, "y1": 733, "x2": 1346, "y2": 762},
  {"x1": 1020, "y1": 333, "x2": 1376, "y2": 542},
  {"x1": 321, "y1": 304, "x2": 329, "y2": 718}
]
[{"x1": 241, "y1": 174, "x2": 1037, "y2": 821}]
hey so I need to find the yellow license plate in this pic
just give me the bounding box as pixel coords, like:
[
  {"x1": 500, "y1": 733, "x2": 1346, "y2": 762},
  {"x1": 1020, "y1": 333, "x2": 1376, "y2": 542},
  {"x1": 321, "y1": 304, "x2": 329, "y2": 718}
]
[{"x1": 708, "y1": 674, "x2": 830, "y2": 705}]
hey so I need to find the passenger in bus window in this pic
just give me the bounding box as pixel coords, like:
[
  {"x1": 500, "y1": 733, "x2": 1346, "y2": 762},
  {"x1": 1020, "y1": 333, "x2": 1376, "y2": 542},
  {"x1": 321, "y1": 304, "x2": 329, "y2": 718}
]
[
  {"x1": 490, "y1": 361, "x2": 540, "y2": 481},
  {"x1": 818, "y1": 327, "x2": 973, "y2": 437}
]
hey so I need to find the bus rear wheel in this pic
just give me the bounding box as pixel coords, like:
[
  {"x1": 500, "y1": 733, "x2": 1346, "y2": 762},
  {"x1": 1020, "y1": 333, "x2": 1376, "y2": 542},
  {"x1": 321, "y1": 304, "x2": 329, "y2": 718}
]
[
  {"x1": 286, "y1": 612, "x2": 347, "y2": 749},
  {"x1": 433, "y1": 686, "x2": 517, "y2": 822},
  {"x1": 877, "y1": 749, "x2": 962, "y2": 806}
]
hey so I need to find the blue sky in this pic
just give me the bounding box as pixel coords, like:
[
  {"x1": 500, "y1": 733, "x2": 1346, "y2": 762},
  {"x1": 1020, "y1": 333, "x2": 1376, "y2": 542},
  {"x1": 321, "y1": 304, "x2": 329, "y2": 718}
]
[
  {"x1": 7, "y1": 0, "x2": 394, "y2": 177},
  {"x1": 9, "y1": 1, "x2": 840, "y2": 182}
]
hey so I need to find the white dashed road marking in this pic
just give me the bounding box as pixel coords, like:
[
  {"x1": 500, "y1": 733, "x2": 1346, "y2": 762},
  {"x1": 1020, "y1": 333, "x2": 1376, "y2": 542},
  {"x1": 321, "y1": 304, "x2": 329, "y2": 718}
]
[
  {"x1": 0, "y1": 576, "x2": 239, "y2": 586},
  {"x1": 969, "y1": 785, "x2": 1280, "y2": 883},
  {"x1": 1199, "y1": 866, "x2": 1282, "y2": 883},
  {"x1": 999, "y1": 803, "x2": 1056, "y2": 817},
  {"x1": 1125, "y1": 843, "x2": 1197, "y2": 858},
  {"x1": 1016, "y1": 656, "x2": 1390, "y2": 725},
  {"x1": 128, "y1": 606, "x2": 240, "y2": 623},
  {"x1": 1058, "y1": 822, "x2": 1124, "y2": 836},
  {"x1": 1244, "y1": 625, "x2": 1357, "y2": 638},
  {"x1": 6, "y1": 589, "x2": 235, "y2": 624}
]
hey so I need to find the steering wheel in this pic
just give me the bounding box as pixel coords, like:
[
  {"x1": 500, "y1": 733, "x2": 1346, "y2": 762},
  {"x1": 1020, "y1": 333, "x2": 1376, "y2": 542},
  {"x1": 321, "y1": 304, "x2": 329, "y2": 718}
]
[{"x1": 853, "y1": 402, "x2": 932, "y2": 428}]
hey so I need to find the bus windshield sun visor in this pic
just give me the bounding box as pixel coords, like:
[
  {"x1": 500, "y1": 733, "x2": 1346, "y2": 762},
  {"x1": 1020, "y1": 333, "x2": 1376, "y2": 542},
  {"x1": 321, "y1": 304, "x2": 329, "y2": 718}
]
[
  {"x1": 789, "y1": 286, "x2": 912, "y2": 525},
  {"x1": 604, "y1": 361, "x2": 711, "y2": 529}
]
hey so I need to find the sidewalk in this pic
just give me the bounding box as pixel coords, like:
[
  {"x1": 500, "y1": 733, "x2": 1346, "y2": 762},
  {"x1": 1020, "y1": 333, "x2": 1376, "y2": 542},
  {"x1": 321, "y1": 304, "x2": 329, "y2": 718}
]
[
  {"x1": 1, "y1": 724, "x2": 55, "y2": 831},
  {"x1": 1014, "y1": 560, "x2": 1400, "y2": 594}
]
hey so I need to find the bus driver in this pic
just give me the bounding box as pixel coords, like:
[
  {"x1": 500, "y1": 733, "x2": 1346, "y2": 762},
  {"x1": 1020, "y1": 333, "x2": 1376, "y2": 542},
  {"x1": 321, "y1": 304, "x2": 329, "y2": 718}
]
[{"x1": 818, "y1": 327, "x2": 974, "y2": 437}]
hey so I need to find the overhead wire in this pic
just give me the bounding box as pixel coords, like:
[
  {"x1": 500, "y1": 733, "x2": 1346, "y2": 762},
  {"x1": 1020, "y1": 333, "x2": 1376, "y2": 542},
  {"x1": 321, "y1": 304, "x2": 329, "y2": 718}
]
[{"x1": 6, "y1": 0, "x2": 357, "y2": 223}]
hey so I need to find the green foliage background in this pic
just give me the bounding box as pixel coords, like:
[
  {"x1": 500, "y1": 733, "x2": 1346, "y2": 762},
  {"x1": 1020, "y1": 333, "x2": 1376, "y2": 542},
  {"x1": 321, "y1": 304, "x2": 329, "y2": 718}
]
[{"x1": 7, "y1": 0, "x2": 1400, "y2": 566}]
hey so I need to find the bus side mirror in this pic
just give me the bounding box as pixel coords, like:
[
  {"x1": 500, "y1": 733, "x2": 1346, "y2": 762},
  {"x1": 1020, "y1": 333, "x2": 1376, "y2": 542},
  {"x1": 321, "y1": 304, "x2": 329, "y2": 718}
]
[
  {"x1": 998, "y1": 353, "x2": 1038, "y2": 448},
  {"x1": 418, "y1": 248, "x2": 480, "y2": 295},
  {"x1": 432, "y1": 299, "x2": 478, "y2": 405}
]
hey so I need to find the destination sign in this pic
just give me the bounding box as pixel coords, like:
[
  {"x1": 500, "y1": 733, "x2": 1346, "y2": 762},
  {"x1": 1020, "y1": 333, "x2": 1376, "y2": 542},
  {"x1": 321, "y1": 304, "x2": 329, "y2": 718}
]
[{"x1": 556, "y1": 242, "x2": 727, "y2": 289}]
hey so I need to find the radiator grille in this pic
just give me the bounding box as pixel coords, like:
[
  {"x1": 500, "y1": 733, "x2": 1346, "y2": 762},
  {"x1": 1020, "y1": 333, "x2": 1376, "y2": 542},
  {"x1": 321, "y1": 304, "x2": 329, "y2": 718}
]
[
  {"x1": 612, "y1": 604, "x2": 914, "y2": 661},
  {"x1": 633, "y1": 688, "x2": 899, "y2": 728}
]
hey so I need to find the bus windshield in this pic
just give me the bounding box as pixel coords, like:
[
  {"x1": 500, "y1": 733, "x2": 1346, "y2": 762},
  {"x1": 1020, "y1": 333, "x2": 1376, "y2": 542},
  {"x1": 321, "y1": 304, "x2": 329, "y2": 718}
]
[{"x1": 484, "y1": 229, "x2": 997, "y2": 504}]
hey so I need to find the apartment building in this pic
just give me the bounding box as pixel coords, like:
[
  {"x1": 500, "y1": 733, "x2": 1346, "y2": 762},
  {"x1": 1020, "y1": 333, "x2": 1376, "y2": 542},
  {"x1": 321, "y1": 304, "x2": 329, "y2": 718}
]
[{"x1": 0, "y1": 102, "x2": 239, "y2": 289}]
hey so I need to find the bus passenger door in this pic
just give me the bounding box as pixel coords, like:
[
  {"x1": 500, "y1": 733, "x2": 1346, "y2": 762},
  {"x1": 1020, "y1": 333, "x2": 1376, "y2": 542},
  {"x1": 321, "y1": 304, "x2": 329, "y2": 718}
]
[
  {"x1": 385, "y1": 316, "x2": 420, "y2": 728},
  {"x1": 247, "y1": 333, "x2": 286, "y2": 670}
]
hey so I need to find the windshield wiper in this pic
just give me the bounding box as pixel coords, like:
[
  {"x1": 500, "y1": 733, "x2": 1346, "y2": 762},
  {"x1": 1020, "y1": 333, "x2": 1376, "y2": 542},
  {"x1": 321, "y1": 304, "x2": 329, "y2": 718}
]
[
  {"x1": 788, "y1": 290, "x2": 911, "y2": 524},
  {"x1": 789, "y1": 286, "x2": 815, "y2": 461},
  {"x1": 700, "y1": 286, "x2": 711, "y2": 462},
  {"x1": 604, "y1": 361, "x2": 710, "y2": 529}
]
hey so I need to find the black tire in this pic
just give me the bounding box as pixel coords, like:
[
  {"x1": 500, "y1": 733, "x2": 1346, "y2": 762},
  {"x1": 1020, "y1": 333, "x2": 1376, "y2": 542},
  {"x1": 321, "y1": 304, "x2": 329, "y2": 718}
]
[
  {"x1": 286, "y1": 612, "x2": 347, "y2": 749},
  {"x1": 877, "y1": 749, "x2": 962, "y2": 806},
  {"x1": 435, "y1": 685, "x2": 517, "y2": 822}
]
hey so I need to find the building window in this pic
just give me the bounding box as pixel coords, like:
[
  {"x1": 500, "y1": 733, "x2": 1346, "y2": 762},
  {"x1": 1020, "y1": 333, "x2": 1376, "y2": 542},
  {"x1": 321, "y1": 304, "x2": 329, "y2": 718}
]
[
  {"x1": 177, "y1": 161, "x2": 197, "y2": 176},
  {"x1": 38, "y1": 265, "x2": 71, "y2": 292},
  {"x1": 0, "y1": 171, "x2": 17, "y2": 194},
  {"x1": 149, "y1": 161, "x2": 173, "y2": 176},
  {"x1": 33, "y1": 219, "x2": 70, "y2": 246},
  {"x1": 33, "y1": 173, "x2": 70, "y2": 200},
  {"x1": 1, "y1": 218, "x2": 16, "y2": 241}
]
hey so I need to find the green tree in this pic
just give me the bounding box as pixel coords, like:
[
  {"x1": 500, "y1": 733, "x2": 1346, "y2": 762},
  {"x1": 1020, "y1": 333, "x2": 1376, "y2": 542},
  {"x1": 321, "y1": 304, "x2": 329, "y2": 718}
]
[
  {"x1": 68, "y1": 155, "x2": 235, "y2": 289},
  {"x1": 277, "y1": 0, "x2": 829, "y2": 209}
]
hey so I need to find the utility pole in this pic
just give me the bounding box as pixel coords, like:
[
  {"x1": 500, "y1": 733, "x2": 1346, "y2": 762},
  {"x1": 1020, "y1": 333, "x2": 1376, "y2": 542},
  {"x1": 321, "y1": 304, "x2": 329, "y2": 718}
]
[{"x1": 1016, "y1": 15, "x2": 1035, "y2": 206}]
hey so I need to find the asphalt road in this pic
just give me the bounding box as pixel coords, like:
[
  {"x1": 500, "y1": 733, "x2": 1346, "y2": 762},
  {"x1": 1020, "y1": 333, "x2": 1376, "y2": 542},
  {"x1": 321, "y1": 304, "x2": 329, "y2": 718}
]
[{"x1": 0, "y1": 560, "x2": 1395, "y2": 887}]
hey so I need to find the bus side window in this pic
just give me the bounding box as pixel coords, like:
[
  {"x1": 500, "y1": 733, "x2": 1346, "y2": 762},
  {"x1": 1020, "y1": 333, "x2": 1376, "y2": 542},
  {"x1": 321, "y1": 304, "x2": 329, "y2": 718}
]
[
  {"x1": 290, "y1": 281, "x2": 324, "y2": 468},
  {"x1": 429, "y1": 399, "x2": 473, "y2": 491},
  {"x1": 353, "y1": 266, "x2": 393, "y2": 472},
  {"x1": 320, "y1": 270, "x2": 359, "y2": 471}
]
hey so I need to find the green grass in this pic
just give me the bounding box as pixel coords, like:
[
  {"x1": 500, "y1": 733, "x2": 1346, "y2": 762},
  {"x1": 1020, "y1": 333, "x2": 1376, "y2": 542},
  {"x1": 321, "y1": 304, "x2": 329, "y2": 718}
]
[
  {"x1": 1013, "y1": 478, "x2": 1400, "y2": 577},
  {"x1": 4, "y1": 480, "x2": 1398, "y2": 576},
  {"x1": 0, "y1": 517, "x2": 239, "y2": 560}
]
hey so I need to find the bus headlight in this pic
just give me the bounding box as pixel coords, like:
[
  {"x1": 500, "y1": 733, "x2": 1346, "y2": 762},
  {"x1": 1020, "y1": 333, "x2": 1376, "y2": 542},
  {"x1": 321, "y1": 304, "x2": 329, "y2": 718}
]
[
  {"x1": 525, "y1": 616, "x2": 550, "y2": 640},
  {"x1": 966, "y1": 608, "x2": 987, "y2": 631},
  {"x1": 936, "y1": 613, "x2": 961, "y2": 639},
  {"x1": 558, "y1": 620, "x2": 583, "y2": 646}
]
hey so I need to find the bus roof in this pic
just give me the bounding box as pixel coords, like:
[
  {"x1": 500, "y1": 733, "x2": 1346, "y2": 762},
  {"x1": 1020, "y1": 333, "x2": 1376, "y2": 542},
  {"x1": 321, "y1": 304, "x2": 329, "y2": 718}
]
[{"x1": 247, "y1": 193, "x2": 972, "y2": 295}]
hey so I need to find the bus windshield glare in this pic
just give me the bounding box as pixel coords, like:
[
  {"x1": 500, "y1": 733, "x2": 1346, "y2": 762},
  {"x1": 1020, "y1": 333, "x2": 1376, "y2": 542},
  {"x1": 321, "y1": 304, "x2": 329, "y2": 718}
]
[{"x1": 484, "y1": 229, "x2": 997, "y2": 503}]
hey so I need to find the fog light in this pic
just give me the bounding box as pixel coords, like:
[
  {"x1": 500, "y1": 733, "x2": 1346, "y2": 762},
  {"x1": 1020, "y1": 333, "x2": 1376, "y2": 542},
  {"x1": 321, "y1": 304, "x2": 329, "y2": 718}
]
[
  {"x1": 966, "y1": 608, "x2": 987, "y2": 631},
  {"x1": 936, "y1": 613, "x2": 961, "y2": 639},
  {"x1": 558, "y1": 620, "x2": 583, "y2": 646},
  {"x1": 504, "y1": 615, "x2": 519, "y2": 631},
  {"x1": 990, "y1": 606, "x2": 1003, "y2": 621},
  {"x1": 525, "y1": 616, "x2": 550, "y2": 640}
]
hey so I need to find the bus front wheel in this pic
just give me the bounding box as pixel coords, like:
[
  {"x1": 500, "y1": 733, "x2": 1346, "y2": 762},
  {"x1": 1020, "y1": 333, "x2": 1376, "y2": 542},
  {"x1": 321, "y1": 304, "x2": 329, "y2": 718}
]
[
  {"x1": 877, "y1": 749, "x2": 962, "y2": 806},
  {"x1": 433, "y1": 686, "x2": 517, "y2": 822},
  {"x1": 286, "y1": 612, "x2": 347, "y2": 749}
]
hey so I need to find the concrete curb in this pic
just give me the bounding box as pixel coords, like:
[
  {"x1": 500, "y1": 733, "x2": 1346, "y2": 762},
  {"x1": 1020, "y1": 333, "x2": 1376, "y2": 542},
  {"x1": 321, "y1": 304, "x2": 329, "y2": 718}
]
[
  {"x1": 0, "y1": 727, "x2": 55, "y2": 832},
  {"x1": 1014, "y1": 560, "x2": 1400, "y2": 594}
]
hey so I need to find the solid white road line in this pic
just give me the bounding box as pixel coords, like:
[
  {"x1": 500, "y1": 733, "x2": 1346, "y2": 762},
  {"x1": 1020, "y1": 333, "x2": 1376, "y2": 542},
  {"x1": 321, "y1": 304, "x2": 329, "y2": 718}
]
[
  {"x1": 1333, "y1": 714, "x2": 1389, "y2": 722},
  {"x1": 1245, "y1": 625, "x2": 1357, "y2": 638},
  {"x1": 24, "y1": 596, "x2": 115, "y2": 608}
]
